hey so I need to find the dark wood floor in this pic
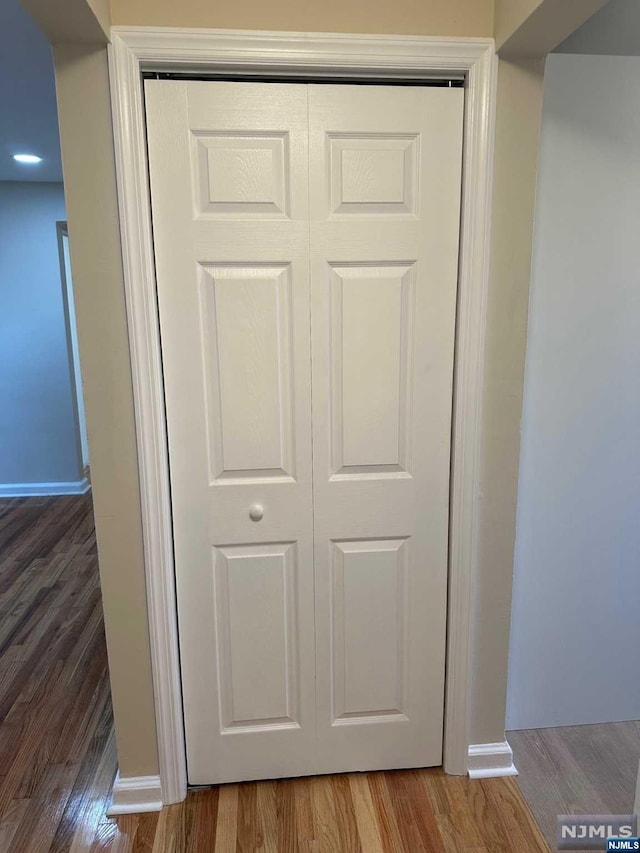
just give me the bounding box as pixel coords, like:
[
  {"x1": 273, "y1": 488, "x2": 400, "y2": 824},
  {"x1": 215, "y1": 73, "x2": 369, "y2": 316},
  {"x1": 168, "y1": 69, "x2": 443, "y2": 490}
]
[
  {"x1": 510, "y1": 721, "x2": 640, "y2": 851},
  {"x1": 0, "y1": 494, "x2": 550, "y2": 852},
  {"x1": 0, "y1": 493, "x2": 112, "y2": 851}
]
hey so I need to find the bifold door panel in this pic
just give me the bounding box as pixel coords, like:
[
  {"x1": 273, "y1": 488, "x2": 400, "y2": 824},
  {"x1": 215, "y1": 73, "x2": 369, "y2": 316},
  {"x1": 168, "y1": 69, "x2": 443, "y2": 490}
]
[{"x1": 145, "y1": 79, "x2": 464, "y2": 785}]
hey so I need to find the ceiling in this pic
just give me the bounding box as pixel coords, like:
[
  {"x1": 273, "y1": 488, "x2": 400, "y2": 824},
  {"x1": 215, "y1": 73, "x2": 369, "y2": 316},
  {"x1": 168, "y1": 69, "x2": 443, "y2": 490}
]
[
  {"x1": 0, "y1": 0, "x2": 63, "y2": 182},
  {"x1": 556, "y1": 0, "x2": 640, "y2": 56}
]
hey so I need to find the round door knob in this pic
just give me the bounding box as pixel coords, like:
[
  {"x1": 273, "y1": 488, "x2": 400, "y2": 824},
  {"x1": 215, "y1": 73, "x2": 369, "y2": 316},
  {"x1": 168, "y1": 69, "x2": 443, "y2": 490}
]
[{"x1": 249, "y1": 504, "x2": 264, "y2": 522}]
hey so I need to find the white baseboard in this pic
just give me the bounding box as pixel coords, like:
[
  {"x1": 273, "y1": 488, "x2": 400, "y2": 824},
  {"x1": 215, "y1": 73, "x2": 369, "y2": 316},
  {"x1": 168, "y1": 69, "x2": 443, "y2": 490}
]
[
  {"x1": 468, "y1": 740, "x2": 518, "y2": 779},
  {"x1": 108, "y1": 771, "x2": 163, "y2": 815},
  {"x1": 0, "y1": 478, "x2": 91, "y2": 497}
]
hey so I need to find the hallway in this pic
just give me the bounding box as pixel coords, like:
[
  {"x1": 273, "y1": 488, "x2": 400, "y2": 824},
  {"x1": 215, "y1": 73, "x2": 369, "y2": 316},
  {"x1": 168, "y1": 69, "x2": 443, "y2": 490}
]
[{"x1": 0, "y1": 495, "x2": 549, "y2": 851}]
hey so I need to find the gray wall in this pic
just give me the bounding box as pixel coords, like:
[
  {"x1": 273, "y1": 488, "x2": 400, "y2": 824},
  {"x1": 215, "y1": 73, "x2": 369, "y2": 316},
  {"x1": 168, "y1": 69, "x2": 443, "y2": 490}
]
[
  {"x1": 556, "y1": 0, "x2": 640, "y2": 57},
  {"x1": 507, "y1": 53, "x2": 640, "y2": 730},
  {"x1": 0, "y1": 181, "x2": 84, "y2": 487}
]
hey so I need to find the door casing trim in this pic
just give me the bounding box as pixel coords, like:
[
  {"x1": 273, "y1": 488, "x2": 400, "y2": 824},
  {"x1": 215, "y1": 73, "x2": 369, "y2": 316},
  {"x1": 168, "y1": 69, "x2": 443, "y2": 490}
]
[{"x1": 108, "y1": 26, "x2": 497, "y2": 805}]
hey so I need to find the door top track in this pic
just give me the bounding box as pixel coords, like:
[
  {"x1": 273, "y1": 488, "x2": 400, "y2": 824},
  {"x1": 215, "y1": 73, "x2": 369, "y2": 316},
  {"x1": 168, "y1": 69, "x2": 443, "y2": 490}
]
[{"x1": 142, "y1": 71, "x2": 464, "y2": 87}]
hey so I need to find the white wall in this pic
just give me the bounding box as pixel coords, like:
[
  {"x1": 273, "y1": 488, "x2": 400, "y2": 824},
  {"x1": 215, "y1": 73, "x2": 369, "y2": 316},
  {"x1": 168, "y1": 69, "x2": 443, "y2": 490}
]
[
  {"x1": 507, "y1": 54, "x2": 640, "y2": 730},
  {"x1": 0, "y1": 181, "x2": 85, "y2": 489}
]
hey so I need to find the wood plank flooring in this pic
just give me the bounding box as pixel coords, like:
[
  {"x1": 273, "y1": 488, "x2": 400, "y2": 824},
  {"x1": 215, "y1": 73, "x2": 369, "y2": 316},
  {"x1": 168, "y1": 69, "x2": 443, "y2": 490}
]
[
  {"x1": 0, "y1": 494, "x2": 550, "y2": 852},
  {"x1": 0, "y1": 494, "x2": 111, "y2": 852},
  {"x1": 85, "y1": 769, "x2": 549, "y2": 853},
  {"x1": 510, "y1": 721, "x2": 640, "y2": 850}
]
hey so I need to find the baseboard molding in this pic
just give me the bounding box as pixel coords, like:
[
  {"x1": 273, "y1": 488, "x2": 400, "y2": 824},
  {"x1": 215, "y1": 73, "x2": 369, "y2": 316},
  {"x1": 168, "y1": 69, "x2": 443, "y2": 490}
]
[
  {"x1": 468, "y1": 740, "x2": 518, "y2": 779},
  {"x1": 0, "y1": 478, "x2": 91, "y2": 497},
  {"x1": 108, "y1": 771, "x2": 163, "y2": 815}
]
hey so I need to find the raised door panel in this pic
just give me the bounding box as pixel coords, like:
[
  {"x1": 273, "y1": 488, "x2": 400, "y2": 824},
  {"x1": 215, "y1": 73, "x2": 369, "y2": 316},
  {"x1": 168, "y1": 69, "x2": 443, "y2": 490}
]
[
  {"x1": 329, "y1": 263, "x2": 415, "y2": 477},
  {"x1": 310, "y1": 84, "x2": 464, "y2": 773},
  {"x1": 331, "y1": 539, "x2": 409, "y2": 722},
  {"x1": 145, "y1": 80, "x2": 316, "y2": 785},
  {"x1": 329, "y1": 134, "x2": 419, "y2": 215},
  {"x1": 201, "y1": 263, "x2": 295, "y2": 481},
  {"x1": 193, "y1": 132, "x2": 290, "y2": 218},
  {"x1": 214, "y1": 543, "x2": 299, "y2": 731}
]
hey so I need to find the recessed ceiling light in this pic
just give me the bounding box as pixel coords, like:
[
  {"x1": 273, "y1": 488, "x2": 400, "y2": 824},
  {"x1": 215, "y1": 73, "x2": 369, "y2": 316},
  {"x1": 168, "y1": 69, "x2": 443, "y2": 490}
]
[{"x1": 13, "y1": 154, "x2": 43, "y2": 164}]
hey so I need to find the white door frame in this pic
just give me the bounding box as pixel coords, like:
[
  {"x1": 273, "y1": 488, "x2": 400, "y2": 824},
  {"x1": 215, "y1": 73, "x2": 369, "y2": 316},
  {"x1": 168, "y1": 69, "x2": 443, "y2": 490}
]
[{"x1": 108, "y1": 27, "x2": 497, "y2": 806}]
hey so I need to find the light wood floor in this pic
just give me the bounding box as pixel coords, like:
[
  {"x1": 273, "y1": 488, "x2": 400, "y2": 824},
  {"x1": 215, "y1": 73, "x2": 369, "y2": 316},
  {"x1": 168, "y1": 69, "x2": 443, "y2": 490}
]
[
  {"x1": 510, "y1": 721, "x2": 640, "y2": 851},
  {"x1": 0, "y1": 494, "x2": 550, "y2": 852}
]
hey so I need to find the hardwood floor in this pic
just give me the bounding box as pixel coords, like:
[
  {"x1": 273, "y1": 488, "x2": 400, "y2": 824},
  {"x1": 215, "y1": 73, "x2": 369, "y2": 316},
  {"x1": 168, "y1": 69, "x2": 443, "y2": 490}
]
[
  {"x1": 0, "y1": 494, "x2": 112, "y2": 851},
  {"x1": 93, "y1": 771, "x2": 549, "y2": 853},
  {"x1": 510, "y1": 721, "x2": 640, "y2": 851},
  {"x1": 0, "y1": 494, "x2": 550, "y2": 852}
]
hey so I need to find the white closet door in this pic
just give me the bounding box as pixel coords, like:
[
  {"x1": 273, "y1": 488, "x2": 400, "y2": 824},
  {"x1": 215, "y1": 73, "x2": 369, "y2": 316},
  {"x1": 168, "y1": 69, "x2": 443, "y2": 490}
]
[
  {"x1": 308, "y1": 84, "x2": 464, "y2": 772},
  {"x1": 145, "y1": 81, "x2": 316, "y2": 784}
]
